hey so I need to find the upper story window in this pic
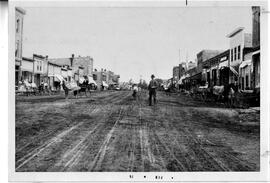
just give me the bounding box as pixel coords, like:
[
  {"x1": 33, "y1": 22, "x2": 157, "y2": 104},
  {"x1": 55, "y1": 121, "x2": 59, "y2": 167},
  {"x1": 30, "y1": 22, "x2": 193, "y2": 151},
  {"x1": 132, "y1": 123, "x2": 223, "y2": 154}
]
[
  {"x1": 16, "y1": 19, "x2": 20, "y2": 33},
  {"x1": 36, "y1": 61, "x2": 42, "y2": 71},
  {"x1": 234, "y1": 47, "x2": 237, "y2": 60},
  {"x1": 93, "y1": 74, "x2": 97, "y2": 81},
  {"x1": 15, "y1": 41, "x2": 19, "y2": 57},
  {"x1": 238, "y1": 45, "x2": 241, "y2": 60},
  {"x1": 231, "y1": 49, "x2": 233, "y2": 62}
]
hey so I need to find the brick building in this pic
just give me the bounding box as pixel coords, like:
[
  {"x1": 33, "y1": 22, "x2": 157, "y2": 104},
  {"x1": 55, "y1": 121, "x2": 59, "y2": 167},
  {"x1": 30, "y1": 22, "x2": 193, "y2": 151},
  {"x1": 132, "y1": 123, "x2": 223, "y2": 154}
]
[
  {"x1": 202, "y1": 50, "x2": 229, "y2": 87},
  {"x1": 196, "y1": 50, "x2": 224, "y2": 74},
  {"x1": 49, "y1": 54, "x2": 94, "y2": 82},
  {"x1": 93, "y1": 69, "x2": 120, "y2": 90},
  {"x1": 252, "y1": 6, "x2": 260, "y2": 93},
  {"x1": 15, "y1": 7, "x2": 26, "y2": 88},
  {"x1": 227, "y1": 27, "x2": 253, "y2": 89},
  {"x1": 172, "y1": 63, "x2": 186, "y2": 85}
]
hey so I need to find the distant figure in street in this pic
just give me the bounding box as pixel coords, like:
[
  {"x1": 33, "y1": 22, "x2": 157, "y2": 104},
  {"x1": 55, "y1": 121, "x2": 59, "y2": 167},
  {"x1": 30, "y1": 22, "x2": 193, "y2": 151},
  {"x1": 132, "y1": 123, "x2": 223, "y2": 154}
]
[
  {"x1": 132, "y1": 84, "x2": 138, "y2": 99},
  {"x1": 39, "y1": 80, "x2": 44, "y2": 94},
  {"x1": 62, "y1": 79, "x2": 69, "y2": 99},
  {"x1": 148, "y1": 74, "x2": 158, "y2": 106}
]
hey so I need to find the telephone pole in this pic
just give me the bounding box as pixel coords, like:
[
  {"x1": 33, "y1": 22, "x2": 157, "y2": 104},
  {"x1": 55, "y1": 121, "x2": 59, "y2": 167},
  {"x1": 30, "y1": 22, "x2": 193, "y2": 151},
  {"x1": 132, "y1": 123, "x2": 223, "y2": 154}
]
[{"x1": 178, "y1": 49, "x2": 181, "y2": 80}]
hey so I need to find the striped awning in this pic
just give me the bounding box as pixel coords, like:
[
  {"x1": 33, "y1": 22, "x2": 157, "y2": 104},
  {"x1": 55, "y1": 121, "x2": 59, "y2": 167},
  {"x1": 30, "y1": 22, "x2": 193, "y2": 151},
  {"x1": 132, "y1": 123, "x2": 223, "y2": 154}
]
[
  {"x1": 79, "y1": 77, "x2": 85, "y2": 84},
  {"x1": 87, "y1": 76, "x2": 97, "y2": 85},
  {"x1": 230, "y1": 66, "x2": 239, "y2": 76},
  {"x1": 239, "y1": 60, "x2": 252, "y2": 69}
]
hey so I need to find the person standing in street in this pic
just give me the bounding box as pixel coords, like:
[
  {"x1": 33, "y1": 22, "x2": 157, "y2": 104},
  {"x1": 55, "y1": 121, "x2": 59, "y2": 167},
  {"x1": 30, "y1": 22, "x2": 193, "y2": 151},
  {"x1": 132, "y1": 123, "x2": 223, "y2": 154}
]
[{"x1": 148, "y1": 74, "x2": 158, "y2": 106}]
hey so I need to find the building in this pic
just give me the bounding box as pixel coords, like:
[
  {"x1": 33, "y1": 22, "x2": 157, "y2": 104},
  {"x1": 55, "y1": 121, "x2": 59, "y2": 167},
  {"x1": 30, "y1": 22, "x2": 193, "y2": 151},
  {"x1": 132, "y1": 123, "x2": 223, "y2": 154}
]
[
  {"x1": 218, "y1": 50, "x2": 230, "y2": 86},
  {"x1": 182, "y1": 66, "x2": 199, "y2": 90},
  {"x1": 15, "y1": 7, "x2": 26, "y2": 88},
  {"x1": 252, "y1": 6, "x2": 260, "y2": 93},
  {"x1": 202, "y1": 50, "x2": 229, "y2": 87},
  {"x1": 92, "y1": 69, "x2": 108, "y2": 90},
  {"x1": 49, "y1": 54, "x2": 94, "y2": 82},
  {"x1": 93, "y1": 69, "x2": 120, "y2": 90},
  {"x1": 196, "y1": 50, "x2": 224, "y2": 74},
  {"x1": 187, "y1": 61, "x2": 196, "y2": 70},
  {"x1": 48, "y1": 62, "x2": 62, "y2": 90},
  {"x1": 112, "y1": 74, "x2": 120, "y2": 85},
  {"x1": 32, "y1": 54, "x2": 49, "y2": 86},
  {"x1": 172, "y1": 63, "x2": 186, "y2": 85},
  {"x1": 172, "y1": 66, "x2": 180, "y2": 82},
  {"x1": 21, "y1": 57, "x2": 34, "y2": 83},
  {"x1": 227, "y1": 27, "x2": 253, "y2": 89}
]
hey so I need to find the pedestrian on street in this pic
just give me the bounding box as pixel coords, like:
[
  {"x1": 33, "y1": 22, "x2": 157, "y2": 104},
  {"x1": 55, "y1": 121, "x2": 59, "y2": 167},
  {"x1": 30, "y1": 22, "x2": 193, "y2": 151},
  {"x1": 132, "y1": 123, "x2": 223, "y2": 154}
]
[
  {"x1": 148, "y1": 74, "x2": 158, "y2": 106},
  {"x1": 132, "y1": 84, "x2": 139, "y2": 99}
]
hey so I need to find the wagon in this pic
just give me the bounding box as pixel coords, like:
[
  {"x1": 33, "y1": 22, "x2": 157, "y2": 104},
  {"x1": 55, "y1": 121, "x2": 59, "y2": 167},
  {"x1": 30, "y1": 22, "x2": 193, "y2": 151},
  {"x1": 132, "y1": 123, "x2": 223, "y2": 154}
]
[{"x1": 228, "y1": 91, "x2": 259, "y2": 108}]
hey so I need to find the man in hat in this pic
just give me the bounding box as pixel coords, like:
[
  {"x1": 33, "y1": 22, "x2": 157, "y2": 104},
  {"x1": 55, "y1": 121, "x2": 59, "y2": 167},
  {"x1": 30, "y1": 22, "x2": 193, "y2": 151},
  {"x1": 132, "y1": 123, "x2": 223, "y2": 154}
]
[{"x1": 148, "y1": 74, "x2": 158, "y2": 106}]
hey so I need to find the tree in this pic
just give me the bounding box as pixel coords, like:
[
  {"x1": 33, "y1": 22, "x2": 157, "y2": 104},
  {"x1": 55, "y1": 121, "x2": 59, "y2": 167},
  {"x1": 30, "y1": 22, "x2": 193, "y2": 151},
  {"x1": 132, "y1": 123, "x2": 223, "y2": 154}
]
[
  {"x1": 155, "y1": 78, "x2": 164, "y2": 90},
  {"x1": 128, "y1": 79, "x2": 133, "y2": 85},
  {"x1": 138, "y1": 80, "x2": 148, "y2": 89}
]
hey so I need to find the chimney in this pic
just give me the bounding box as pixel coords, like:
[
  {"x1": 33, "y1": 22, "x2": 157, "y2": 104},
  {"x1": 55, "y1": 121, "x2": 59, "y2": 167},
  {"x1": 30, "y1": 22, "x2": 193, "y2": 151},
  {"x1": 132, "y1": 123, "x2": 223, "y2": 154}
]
[{"x1": 70, "y1": 54, "x2": 74, "y2": 67}]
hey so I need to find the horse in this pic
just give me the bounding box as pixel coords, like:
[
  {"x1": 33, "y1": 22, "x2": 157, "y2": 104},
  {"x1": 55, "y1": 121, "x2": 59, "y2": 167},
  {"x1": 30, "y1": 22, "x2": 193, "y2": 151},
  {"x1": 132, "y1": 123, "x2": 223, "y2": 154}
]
[
  {"x1": 212, "y1": 85, "x2": 225, "y2": 101},
  {"x1": 197, "y1": 83, "x2": 212, "y2": 101},
  {"x1": 62, "y1": 80, "x2": 82, "y2": 99},
  {"x1": 163, "y1": 83, "x2": 172, "y2": 96}
]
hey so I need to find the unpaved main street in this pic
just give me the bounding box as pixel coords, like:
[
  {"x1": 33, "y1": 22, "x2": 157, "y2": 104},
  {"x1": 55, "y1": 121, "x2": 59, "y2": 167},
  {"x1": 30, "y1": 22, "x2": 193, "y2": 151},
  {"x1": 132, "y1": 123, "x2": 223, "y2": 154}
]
[{"x1": 15, "y1": 90, "x2": 259, "y2": 171}]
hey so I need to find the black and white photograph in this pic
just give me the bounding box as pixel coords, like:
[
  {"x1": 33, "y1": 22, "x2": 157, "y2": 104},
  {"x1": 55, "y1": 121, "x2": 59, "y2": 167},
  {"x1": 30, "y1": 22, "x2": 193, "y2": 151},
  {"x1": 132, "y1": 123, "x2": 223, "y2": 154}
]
[{"x1": 7, "y1": 0, "x2": 269, "y2": 182}]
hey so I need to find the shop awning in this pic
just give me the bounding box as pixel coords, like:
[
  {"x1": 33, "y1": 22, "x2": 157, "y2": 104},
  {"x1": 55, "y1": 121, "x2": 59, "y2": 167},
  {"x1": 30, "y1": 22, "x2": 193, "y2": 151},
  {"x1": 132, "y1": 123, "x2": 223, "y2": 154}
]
[
  {"x1": 31, "y1": 83, "x2": 37, "y2": 88},
  {"x1": 239, "y1": 60, "x2": 252, "y2": 69},
  {"x1": 229, "y1": 66, "x2": 239, "y2": 76},
  {"x1": 87, "y1": 76, "x2": 97, "y2": 85},
  {"x1": 178, "y1": 76, "x2": 186, "y2": 84},
  {"x1": 210, "y1": 65, "x2": 218, "y2": 70},
  {"x1": 108, "y1": 81, "x2": 116, "y2": 85},
  {"x1": 219, "y1": 61, "x2": 228, "y2": 69},
  {"x1": 102, "y1": 81, "x2": 109, "y2": 87},
  {"x1": 189, "y1": 72, "x2": 202, "y2": 81},
  {"x1": 23, "y1": 80, "x2": 32, "y2": 87},
  {"x1": 48, "y1": 74, "x2": 65, "y2": 82},
  {"x1": 252, "y1": 50, "x2": 260, "y2": 56},
  {"x1": 79, "y1": 77, "x2": 85, "y2": 84}
]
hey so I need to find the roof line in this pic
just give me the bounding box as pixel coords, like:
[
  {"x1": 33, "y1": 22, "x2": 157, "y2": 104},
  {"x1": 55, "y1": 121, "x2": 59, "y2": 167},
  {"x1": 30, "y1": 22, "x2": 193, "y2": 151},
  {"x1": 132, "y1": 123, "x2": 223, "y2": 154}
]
[{"x1": 226, "y1": 27, "x2": 244, "y2": 38}]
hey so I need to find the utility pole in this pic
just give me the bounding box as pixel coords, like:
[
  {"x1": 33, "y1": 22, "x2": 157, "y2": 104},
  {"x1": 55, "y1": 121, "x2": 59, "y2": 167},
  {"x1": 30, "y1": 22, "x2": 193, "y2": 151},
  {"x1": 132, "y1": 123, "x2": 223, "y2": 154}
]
[
  {"x1": 178, "y1": 49, "x2": 181, "y2": 90},
  {"x1": 186, "y1": 51, "x2": 189, "y2": 70},
  {"x1": 178, "y1": 49, "x2": 181, "y2": 80}
]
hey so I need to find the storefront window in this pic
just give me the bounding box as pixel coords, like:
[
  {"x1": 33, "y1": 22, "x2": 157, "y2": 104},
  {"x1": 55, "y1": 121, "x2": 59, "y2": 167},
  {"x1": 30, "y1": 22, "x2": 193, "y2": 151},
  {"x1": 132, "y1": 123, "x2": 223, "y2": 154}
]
[
  {"x1": 246, "y1": 75, "x2": 249, "y2": 89},
  {"x1": 16, "y1": 19, "x2": 20, "y2": 33}
]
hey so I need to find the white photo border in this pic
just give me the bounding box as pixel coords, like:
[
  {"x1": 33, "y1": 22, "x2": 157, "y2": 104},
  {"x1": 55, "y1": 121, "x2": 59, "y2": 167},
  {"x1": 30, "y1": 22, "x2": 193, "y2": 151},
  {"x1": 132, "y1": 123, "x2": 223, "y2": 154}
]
[{"x1": 8, "y1": 0, "x2": 269, "y2": 182}]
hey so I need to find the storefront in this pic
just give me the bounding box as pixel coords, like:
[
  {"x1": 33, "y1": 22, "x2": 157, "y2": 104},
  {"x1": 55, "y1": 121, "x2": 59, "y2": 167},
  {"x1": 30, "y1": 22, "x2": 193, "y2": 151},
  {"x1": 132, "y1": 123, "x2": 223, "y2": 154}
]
[
  {"x1": 252, "y1": 50, "x2": 260, "y2": 93},
  {"x1": 21, "y1": 57, "x2": 34, "y2": 83},
  {"x1": 87, "y1": 75, "x2": 97, "y2": 85},
  {"x1": 239, "y1": 60, "x2": 252, "y2": 91},
  {"x1": 67, "y1": 68, "x2": 73, "y2": 82},
  {"x1": 102, "y1": 81, "x2": 109, "y2": 90},
  {"x1": 61, "y1": 68, "x2": 68, "y2": 81},
  {"x1": 218, "y1": 60, "x2": 229, "y2": 86},
  {"x1": 48, "y1": 62, "x2": 62, "y2": 90},
  {"x1": 229, "y1": 65, "x2": 239, "y2": 85}
]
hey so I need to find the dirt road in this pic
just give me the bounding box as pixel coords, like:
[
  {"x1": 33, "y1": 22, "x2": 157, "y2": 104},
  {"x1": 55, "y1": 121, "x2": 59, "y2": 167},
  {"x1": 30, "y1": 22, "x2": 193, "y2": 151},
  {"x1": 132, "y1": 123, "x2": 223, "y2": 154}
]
[{"x1": 15, "y1": 90, "x2": 259, "y2": 171}]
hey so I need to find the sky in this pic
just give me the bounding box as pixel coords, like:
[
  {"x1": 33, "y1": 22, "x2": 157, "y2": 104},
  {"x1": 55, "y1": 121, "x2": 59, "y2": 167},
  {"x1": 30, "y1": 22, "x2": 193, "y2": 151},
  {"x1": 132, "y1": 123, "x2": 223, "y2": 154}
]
[{"x1": 22, "y1": 7, "x2": 252, "y2": 82}]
